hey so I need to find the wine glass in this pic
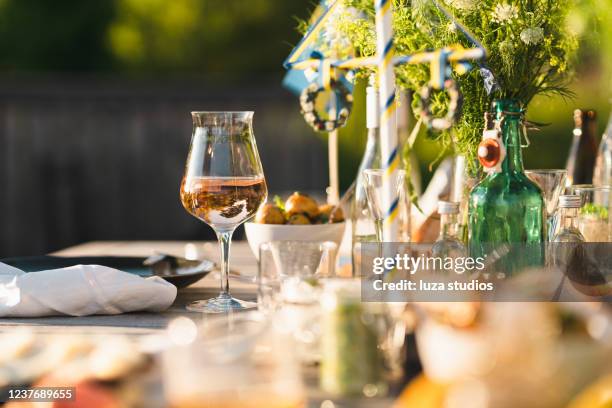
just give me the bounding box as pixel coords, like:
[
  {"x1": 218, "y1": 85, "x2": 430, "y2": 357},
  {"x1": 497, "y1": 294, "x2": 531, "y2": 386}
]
[
  {"x1": 525, "y1": 169, "x2": 567, "y2": 240},
  {"x1": 180, "y1": 112, "x2": 267, "y2": 313},
  {"x1": 362, "y1": 169, "x2": 407, "y2": 243}
]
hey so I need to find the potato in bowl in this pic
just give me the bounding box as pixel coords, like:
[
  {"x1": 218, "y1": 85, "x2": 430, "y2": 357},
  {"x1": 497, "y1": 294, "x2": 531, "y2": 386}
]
[
  {"x1": 245, "y1": 192, "x2": 346, "y2": 258},
  {"x1": 255, "y1": 192, "x2": 344, "y2": 225}
]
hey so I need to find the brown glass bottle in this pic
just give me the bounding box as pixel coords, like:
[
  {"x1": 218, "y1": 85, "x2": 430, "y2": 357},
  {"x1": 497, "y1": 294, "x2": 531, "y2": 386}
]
[{"x1": 566, "y1": 109, "x2": 598, "y2": 186}]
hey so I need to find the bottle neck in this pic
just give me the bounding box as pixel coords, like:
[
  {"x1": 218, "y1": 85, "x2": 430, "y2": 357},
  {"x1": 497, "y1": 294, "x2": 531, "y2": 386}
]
[
  {"x1": 360, "y1": 127, "x2": 380, "y2": 170},
  {"x1": 354, "y1": 127, "x2": 380, "y2": 207},
  {"x1": 560, "y1": 207, "x2": 579, "y2": 230},
  {"x1": 439, "y1": 213, "x2": 459, "y2": 239},
  {"x1": 495, "y1": 100, "x2": 525, "y2": 173},
  {"x1": 367, "y1": 125, "x2": 379, "y2": 141}
]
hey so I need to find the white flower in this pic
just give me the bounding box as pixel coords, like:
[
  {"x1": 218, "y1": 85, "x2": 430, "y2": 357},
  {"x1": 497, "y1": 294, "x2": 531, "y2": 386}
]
[
  {"x1": 492, "y1": 3, "x2": 519, "y2": 24},
  {"x1": 322, "y1": 5, "x2": 361, "y2": 54},
  {"x1": 520, "y1": 27, "x2": 544, "y2": 45},
  {"x1": 446, "y1": 22, "x2": 458, "y2": 33}
]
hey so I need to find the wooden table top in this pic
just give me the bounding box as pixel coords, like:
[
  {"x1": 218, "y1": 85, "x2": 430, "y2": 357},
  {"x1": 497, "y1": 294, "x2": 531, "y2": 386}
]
[
  {"x1": 0, "y1": 241, "x2": 398, "y2": 407},
  {"x1": 0, "y1": 241, "x2": 259, "y2": 333}
]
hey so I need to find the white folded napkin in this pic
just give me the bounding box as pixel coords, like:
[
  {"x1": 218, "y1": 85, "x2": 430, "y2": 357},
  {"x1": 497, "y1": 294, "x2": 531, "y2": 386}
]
[{"x1": 0, "y1": 262, "x2": 177, "y2": 317}]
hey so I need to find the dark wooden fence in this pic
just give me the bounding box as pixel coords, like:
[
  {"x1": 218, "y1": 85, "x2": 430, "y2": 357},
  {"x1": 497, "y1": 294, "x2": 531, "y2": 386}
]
[{"x1": 0, "y1": 78, "x2": 328, "y2": 256}]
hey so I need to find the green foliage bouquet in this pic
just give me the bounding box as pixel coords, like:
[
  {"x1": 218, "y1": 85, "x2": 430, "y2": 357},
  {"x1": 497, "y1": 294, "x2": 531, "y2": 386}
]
[{"x1": 332, "y1": 0, "x2": 579, "y2": 161}]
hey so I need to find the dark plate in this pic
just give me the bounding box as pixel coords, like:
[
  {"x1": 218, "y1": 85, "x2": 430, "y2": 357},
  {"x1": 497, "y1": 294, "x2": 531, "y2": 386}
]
[{"x1": 1, "y1": 256, "x2": 213, "y2": 289}]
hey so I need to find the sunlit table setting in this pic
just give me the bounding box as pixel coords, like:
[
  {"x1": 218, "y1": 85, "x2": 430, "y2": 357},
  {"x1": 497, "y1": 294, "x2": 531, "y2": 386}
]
[
  {"x1": 0, "y1": 240, "x2": 400, "y2": 408},
  {"x1": 0, "y1": 241, "x2": 257, "y2": 333}
]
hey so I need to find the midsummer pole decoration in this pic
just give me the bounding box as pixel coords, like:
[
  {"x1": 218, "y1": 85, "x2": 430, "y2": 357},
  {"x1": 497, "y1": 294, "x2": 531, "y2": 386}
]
[
  {"x1": 284, "y1": 0, "x2": 347, "y2": 207},
  {"x1": 374, "y1": 0, "x2": 399, "y2": 241},
  {"x1": 284, "y1": 0, "x2": 486, "y2": 240}
]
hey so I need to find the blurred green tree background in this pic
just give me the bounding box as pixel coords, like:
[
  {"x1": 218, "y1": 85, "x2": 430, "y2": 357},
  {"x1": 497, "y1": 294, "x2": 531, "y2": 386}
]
[
  {"x1": 0, "y1": 0, "x2": 312, "y2": 81},
  {"x1": 0, "y1": 0, "x2": 609, "y2": 189}
]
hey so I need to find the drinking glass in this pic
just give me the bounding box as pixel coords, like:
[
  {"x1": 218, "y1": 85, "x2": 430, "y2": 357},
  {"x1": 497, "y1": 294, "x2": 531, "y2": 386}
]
[
  {"x1": 163, "y1": 313, "x2": 305, "y2": 408},
  {"x1": 258, "y1": 241, "x2": 337, "y2": 311},
  {"x1": 319, "y1": 279, "x2": 406, "y2": 397},
  {"x1": 569, "y1": 185, "x2": 611, "y2": 242},
  {"x1": 258, "y1": 241, "x2": 336, "y2": 363},
  {"x1": 362, "y1": 169, "x2": 407, "y2": 243},
  {"x1": 525, "y1": 169, "x2": 567, "y2": 240},
  {"x1": 180, "y1": 112, "x2": 267, "y2": 312}
]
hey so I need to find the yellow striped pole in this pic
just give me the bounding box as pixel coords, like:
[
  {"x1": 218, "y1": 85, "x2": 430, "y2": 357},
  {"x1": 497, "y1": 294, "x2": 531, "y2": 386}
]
[{"x1": 375, "y1": 0, "x2": 399, "y2": 241}]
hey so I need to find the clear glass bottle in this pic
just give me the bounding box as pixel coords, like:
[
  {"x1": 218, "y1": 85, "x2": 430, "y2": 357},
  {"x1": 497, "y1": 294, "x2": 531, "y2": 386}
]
[
  {"x1": 469, "y1": 99, "x2": 545, "y2": 273},
  {"x1": 552, "y1": 195, "x2": 585, "y2": 243},
  {"x1": 351, "y1": 82, "x2": 381, "y2": 276},
  {"x1": 398, "y1": 90, "x2": 417, "y2": 243},
  {"x1": 432, "y1": 201, "x2": 466, "y2": 259},
  {"x1": 593, "y1": 109, "x2": 612, "y2": 187},
  {"x1": 551, "y1": 195, "x2": 585, "y2": 272}
]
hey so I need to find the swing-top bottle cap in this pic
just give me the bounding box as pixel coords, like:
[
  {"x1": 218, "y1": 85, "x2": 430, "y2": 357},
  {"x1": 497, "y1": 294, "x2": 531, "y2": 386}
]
[
  {"x1": 438, "y1": 201, "x2": 460, "y2": 214},
  {"x1": 558, "y1": 195, "x2": 582, "y2": 208}
]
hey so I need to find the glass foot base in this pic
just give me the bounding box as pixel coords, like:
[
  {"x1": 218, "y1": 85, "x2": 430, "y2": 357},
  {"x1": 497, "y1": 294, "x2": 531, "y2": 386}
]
[{"x1": 186, "y1": 295, "x2": 257, "y2": 313}]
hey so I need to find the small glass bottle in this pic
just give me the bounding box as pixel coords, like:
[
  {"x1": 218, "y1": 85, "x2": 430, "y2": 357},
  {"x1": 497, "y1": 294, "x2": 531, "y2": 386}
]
[
  {"x1": 552, "y1": 195, "x2": 585, "y2": 243},
  {"x1": 551, "y1": 195, "x2": 585, "y2": 273},
  {"x1": 432, "y1": 201, "x2": 466, "y2": 259},
  {"x1": 593, "y1": 109, "x2": 612, "y2": 187},
  {"x1": 351, "y1": 81, "x2": 381, "y2": 276}
]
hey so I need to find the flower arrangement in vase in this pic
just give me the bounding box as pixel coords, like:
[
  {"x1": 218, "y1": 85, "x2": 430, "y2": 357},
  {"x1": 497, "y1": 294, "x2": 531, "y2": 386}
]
[
  {"x1": 329, "y1": 0, "x2": 579, "y2": 270},
  {"x1": 335, "y1": 0, "x2": 578, "y2": 160}
]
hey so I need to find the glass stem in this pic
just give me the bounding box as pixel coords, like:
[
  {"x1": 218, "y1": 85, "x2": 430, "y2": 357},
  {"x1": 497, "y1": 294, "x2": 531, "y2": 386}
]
[
  {"x1": 374, "y1": 219, "x2": 384, "y2": 259},
  {"x1": 374, "y1": 219, "x2": 384, "y2": 243},
  {"x1": 547, "y1": 214, "x2": 555, "y2": 242},
  {"x1": 217, "y1": 230, "x2": 234, "y2": 299}
]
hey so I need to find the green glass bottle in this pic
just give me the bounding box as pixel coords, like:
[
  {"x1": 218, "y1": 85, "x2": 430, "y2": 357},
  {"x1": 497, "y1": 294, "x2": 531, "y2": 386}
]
[{"x1": 468, "y1": 100, "x2": 545, "y2": 273}]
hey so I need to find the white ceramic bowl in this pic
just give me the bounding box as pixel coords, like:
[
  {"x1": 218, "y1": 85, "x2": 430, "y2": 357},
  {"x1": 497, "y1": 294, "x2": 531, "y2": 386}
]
[{"x1": 244, "y1": 222, "x2": 346, "y2": 259}]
